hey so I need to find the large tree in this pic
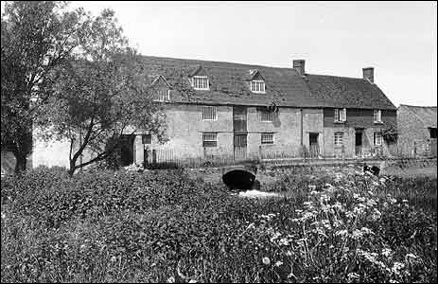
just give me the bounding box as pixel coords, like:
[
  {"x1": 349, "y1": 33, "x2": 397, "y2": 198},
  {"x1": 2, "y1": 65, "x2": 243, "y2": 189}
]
[
  {"x1": 1, "y1": 1, "x2": 86, "y2": 173},
  {"x1": 37, "y1": 9, "x2": 167, "y2": 176}
]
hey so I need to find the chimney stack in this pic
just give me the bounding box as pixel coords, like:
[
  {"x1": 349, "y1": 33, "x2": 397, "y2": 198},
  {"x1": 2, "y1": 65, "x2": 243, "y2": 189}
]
[
  {"x1": 293, "y1": 59, "x2": 306, "y2": 76},
  {"x1": 362, "y1": 67, "x2": 374, "y2": 83}
]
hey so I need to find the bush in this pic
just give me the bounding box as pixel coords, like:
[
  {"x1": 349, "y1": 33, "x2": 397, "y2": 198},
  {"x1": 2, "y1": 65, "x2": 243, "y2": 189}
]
[{"x1": 1, "y1": 167, "x2": 437, "y2": 283}]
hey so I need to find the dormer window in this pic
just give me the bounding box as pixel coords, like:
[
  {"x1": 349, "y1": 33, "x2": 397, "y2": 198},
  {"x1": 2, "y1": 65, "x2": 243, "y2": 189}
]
[
  {"x1": 192, "y1": 76, "x2": 209, "y2": 90},
  {"x1": 248, "y1": 69, "x2": 266, "y2": 93},
  {"x1": 151, "y1": 75, "x2": 172, "y2": 102},
  {"x1": 250, "y1": 80, "x2": 266, "y2": 93},
  {"x1": 157, "y1": 89, "x2": 170, "y2": 102}
]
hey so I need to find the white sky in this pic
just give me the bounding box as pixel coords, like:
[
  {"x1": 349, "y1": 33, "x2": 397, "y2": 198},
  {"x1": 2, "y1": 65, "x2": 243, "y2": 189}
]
[{"x1": 2, "y1": 1, "x2": 437, "y2": 107}]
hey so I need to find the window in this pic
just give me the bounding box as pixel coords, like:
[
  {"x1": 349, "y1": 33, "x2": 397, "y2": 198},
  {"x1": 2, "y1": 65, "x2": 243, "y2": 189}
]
[
  {"x1": 250, "y1": 80, "x2": 266, "y2": 93},
  {"x1": 334, "y1": 108, "x2": 347, "y2": 122},
  {"x1": 157, "y1": 89, "x2": 170, "y2": 102},
  {"x1": 202, "y1": 132, "x2": 217, "y2": 147},
  {"x1": 142, "y1": 134, "x2": 151, "y2": 145},
  {"x1": 334, "y1": 132, "x2": 344, "y2": 146},
  {"x1": 192, "y1": 76, "x2": 209, "y2": 90},
  {"x1": 429, "y1": 128, "x2": 437, "y2": 139},
  {"x1": 261, "y1": 133, "x2": 274, "y2": 145},
  {"x1": 374, "y1": 132, "x2": 383, "y2": 146},
  {"x1": 202, "y1": 106, "x2": 217, "y2": 120},
  {"x1": 258, "y1": 107, "x2": 277, "y2": 122},
  {"x1": 374, "y1": 110, "x2": 382, "y2": 123}
]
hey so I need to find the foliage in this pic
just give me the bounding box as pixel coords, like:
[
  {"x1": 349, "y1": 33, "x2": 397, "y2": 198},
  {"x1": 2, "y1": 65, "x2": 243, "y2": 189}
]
[
  {"x1": 35, "y1": 8, "x2": 167, "y2": 176},
  {"x1": 1, "y1": 167, "x2": 437, "y2": 283},
  {"x1": 1, "y1": 1, "x2": 86, "y2": 172}
]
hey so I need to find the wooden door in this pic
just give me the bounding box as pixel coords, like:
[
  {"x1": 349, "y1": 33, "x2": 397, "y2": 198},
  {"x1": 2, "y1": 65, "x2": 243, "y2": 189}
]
[{"x1": 233, "y1": 106, "x2": 247, "y2": 160}]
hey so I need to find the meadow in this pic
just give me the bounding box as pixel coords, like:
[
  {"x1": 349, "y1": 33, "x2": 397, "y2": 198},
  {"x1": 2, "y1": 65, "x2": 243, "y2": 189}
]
[{"x1": 1, "y1": 165, "x2": 436, "y2": 283}]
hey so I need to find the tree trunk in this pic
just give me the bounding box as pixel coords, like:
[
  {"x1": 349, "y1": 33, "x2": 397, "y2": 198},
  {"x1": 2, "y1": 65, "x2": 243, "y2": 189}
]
[
  {"x1": 68, "y1": 159, "x2": 77, "y2": 177},
  {"x1": 14, "y1": 152, "x2": 27, "y2": 174}
]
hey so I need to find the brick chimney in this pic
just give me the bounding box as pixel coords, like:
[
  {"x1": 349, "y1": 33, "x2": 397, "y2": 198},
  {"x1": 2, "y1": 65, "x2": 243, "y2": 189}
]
[
  {"x1": 362, "y1": 67, "x2": 374, "y2": 83},
  {"x1": 293, "y1": 59, "x2": 306, "y2": 76}
]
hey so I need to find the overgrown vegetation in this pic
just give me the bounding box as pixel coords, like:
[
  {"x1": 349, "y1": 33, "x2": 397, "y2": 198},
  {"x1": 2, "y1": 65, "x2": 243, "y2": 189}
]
[{"x1": 1, "y1": 167, "x2": 437, "y2": 283}]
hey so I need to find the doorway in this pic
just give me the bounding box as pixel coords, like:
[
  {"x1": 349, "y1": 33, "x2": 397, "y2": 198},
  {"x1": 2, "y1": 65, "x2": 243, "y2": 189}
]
[
  {"x1": 120, "y1": 135, "x2": 135, "y2": 166},
  {"x1": 309, "y1": 133, "x2": 320, "y2": 158},
  {"x1": 355, "y1": 130, "x2": 363, "y2": 156},
  {"x1": 233, "y1": 106, "x2": 247, "y2": 160}
]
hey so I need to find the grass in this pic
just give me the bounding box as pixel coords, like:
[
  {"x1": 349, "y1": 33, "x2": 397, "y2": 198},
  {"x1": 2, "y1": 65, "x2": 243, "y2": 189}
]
[{"x1": 1, "y1": 166, "x2": 437, "y2": 283}]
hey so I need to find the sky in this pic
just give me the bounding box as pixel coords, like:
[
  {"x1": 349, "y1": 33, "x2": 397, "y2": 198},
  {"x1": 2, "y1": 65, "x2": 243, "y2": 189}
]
[{"x1": 2, "y1": 1, "x2": 437, "y2": 107}]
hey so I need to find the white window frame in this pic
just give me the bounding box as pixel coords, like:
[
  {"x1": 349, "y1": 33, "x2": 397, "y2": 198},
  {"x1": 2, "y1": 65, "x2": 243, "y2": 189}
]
[
  {"x1": 202, "y1": 106, "x2": 217, "y2": 121},
  {"x1": 334, "y1": 132, "x2": 344, "y2": 146},
  {"x1": 261, "y1": 133, "x2": 274, "y2": 145},
  {"x1": 250, "y1": 80, "x2": 266, "y2": 93},
  {"x1": 192, "y1": 76, "x2": 209, "y2": 90},
  {"x1": 202, "y1": 132, "x2": 217, "y2": 147},
  {"x1": 156, "y1": 89, "x2": 171, "y2": 102},
  {"x1": 373, "y1": 109, "x2": 382, "y2": 123},
  {"x1": 334, "y1": 108, "x2": 347, "y2": 123},
  {"x1": 374, "y1": 132, "x2": 383, "y2": 146}
]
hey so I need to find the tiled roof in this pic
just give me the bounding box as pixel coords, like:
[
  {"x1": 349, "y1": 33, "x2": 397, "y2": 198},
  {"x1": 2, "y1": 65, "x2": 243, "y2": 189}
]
[
  {"x1": 139, "y1": 55, "x2": 396, "y2": 110},
  {"x1": 398, "y1": 105, "x2": 437, "y2": 128},
  {"x1": 304, "y1": 74, "x2": 397, "y2": 110}
]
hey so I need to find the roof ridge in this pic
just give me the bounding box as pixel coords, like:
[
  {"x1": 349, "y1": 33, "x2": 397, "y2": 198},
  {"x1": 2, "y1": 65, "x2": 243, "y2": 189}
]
[
  {"x1": 399, "y1": 104, "x2": 437, "y2": 109},
  {"x1": 140, "y1": 54, "x2": 295, "y2": 71},
  {"x1": 306, "y1": 73, "x2": 367, "y2": 81}
]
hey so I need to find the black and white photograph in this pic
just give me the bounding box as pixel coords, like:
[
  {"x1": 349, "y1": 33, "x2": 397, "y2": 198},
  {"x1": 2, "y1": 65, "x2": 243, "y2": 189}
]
[{"x1": 1, "y1": 1, "x2": 437, "y2": 283}]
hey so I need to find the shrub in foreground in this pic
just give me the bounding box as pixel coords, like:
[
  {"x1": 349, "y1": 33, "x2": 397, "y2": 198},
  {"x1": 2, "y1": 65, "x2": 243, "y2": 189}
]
[{"x1": 1, "y1": 168, "x2": 437, "y2": 283}]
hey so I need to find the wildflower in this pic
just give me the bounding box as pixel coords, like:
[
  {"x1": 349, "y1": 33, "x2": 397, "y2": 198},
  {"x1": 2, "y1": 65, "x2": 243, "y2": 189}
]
[
  {"x1": 320, "y1": 194, "x2": 330, "y2": 202},
  {"x1": 166, "y1": 276, "x2": 175, "y2": 283},
  {"x1": 389, "y1": 198, "x2": 397, "y2": 204},
  {"x1": 270, "y1": 232, "x2": 281, "y2": 242},
  {"x1": 402, "y1": 199, "x2": 408, "y2": 203},
  {"x1": 347, "y1": 272, "x2": 360, "y2": 280},
  {"x1": 1, "y1": 212, "x2": 5, "y2": 219},
  {"x1": 262, "y1": 257, "x2": 271, "y2": 265},
  {"x1": 366, "y1": 198, "x2": 377, "y2": 207},
  {"x1": 352, "y1": 229, "x2": 364, "y2": 239},
  {"x1": 345, "y1": 211, "x2": 355, "y2": 219},
  {"x1": 188, "y1": 280, "x2": 197, "y2": 283},
  {"x1": 303, "y1": 201, "x2": 313, "y2": 208},
  {"x1": 278, "y1": 238, "x2": 290, "y2": 246},
  {"x1": 335, "y1": 229, "x2": 348, "y2": 237},
  {"x1": 110, "y1": 256, "x2": 117, "y2": 262},
  {"x1": 361, "y1": 227, "x2": 374, "y2": 235},
  {"x1": 302, "y1": 211, "x2": 315, "y2": 221},
  {"x1": 274, "y1": 261, "x2": 283, "y2": 267},
  {"x1": 285, "y1": 251, "x2": 293, "y2": 256},
  {"x1": 381, "y1": 248, "x2": 392, "y2": 258},
  {"x1": 391, "y1": 262, "x2": 405, "y2": 275},
  {"x1": 370, "y1": 208, "x2": 382, "y2": 221},
  {"x1": 405, "y1": 253, "x2": 417, "y2": 260}
]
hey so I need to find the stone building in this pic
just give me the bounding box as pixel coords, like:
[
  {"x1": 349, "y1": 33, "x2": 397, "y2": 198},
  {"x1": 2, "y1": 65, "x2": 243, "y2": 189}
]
[
  {"x1": 30, "y1": 56, "x2": 397, "y2": 169},
  {"x1": 397, "y1": 105, "x2": 437, "y2": 157}
]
